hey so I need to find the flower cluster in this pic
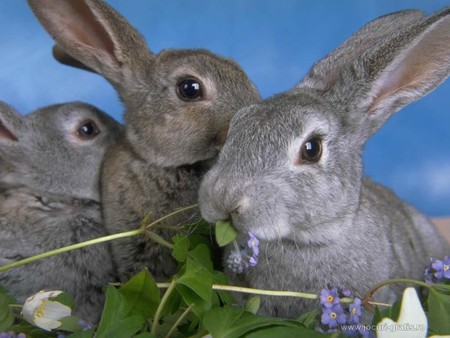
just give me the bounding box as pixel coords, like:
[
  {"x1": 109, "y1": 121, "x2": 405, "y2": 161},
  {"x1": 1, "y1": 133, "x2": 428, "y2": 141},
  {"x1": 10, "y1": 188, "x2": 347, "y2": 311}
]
[
  {"x1": 319, "y1": 287, "x2": 372, "y2": 337},
  {"x1": 424, "y1": 255, "x2": 450, "y2": 284},
  {"x1": 0, "y1": 333, "x2": 26, "y2": 338},
  {"x1": 226, "y1": 232, "x2": 259, "y2": 273}
]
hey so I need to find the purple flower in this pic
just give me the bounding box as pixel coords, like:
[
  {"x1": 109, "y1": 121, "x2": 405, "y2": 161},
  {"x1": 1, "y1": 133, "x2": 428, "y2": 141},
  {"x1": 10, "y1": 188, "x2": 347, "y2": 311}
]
[
  {"x1": 321, "y1": 303, "x2": 347, "y2": 328},
  {"x1": 340, "y1": 288, "x2": 352, "y2": 298},
  {"x1": 424, "y1": 267, "x2": 435, "y2": 284},
  {"x1": 247, "y1": 232, "x2": 259, "y2": 257},
  {"x1": 226, "y1": 249, "x2": 248, "y2": 273},
  {"x1": 0, "y1": 333, "x2": 26, "y2": 338},
  {"x1": 78, "y1": 320, "x2": 95, "y2": 331},
  {"x1": 227, "y1": 232, "x2": 259, "y2": 273},
  {"x1": 320, "y1": 288, "x2": 340, "y2": 308},
  {"x1": 349, "y1": 298, "x2": 362, "y2": 324},
  {"x1": 431, "y1": 256, "x2": 450, "y2": 280}
]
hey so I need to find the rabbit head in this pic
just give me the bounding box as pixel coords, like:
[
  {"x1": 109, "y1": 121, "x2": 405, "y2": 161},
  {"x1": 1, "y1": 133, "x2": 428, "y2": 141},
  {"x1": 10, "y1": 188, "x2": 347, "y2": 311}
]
[
  {"x1": 26, "y1": 0, "x2": 260, "y2": 168},
  {"x1": 199, "y1": 8, "x2": 450, "y2": 243},
  {"x1": 0, "y1": 101, "x2": 122, "y2": 201}
]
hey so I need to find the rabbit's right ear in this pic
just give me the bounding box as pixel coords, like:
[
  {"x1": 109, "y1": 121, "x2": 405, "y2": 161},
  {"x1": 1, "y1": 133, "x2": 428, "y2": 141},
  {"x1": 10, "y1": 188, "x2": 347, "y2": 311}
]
[
  {"x1": 0, "y1": 102, "x2": 22, "y2": 143},
  {"x1": 27, "y1": 0, "x2": 152, "y2": 86}
]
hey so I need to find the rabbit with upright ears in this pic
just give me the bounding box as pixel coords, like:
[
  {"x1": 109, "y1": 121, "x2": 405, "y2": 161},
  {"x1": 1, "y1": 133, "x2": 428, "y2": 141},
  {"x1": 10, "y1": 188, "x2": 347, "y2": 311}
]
[
  {"x1": 27, "y1": 0, "x2": 260, "y2": 282},
  {"x1": 199, "y1": 8, "x2": 450, "y2": 318},
  {"x1": 0, "y1": 101, "x2": 122, "y2": 322}
]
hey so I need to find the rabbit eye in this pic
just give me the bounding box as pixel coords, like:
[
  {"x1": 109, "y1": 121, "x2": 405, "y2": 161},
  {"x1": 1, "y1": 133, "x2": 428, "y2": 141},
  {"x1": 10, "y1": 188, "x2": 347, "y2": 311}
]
[
  {"x1": 177, "y1": 78, "x2": 204, "y2": 101},
  {"x1": 76, "y1": 119, "x2": 100, "y2": 140},
  {"x1": 300, "y1": 137, "x2": 322, "y2": 164}
]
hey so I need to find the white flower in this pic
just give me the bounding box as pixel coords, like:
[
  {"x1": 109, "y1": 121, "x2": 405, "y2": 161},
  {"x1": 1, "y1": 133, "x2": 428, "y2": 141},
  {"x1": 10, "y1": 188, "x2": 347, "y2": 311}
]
[
  {"x1": 21, "y1": 290, "x2": 72, "y2": 331},
  {"x1": 376, "y1": 287, "x2": 427, "y2": 338}
]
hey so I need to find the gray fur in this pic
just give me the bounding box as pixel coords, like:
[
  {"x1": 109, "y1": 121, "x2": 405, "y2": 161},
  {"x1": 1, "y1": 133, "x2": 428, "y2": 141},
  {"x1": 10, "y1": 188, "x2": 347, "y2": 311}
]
[
  {"x1": 199, "y1": 8, "x2": 450, "y2": 318},
  {"x1": 27, "y1": 0, "x2": 261, "y2": 281},
  {"x1": 0, "y1": 101, "x2": 122, "y2": 322}
]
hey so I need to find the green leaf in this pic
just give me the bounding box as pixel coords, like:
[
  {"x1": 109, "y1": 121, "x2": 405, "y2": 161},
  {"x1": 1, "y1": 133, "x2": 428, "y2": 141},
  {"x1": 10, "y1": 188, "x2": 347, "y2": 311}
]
[
  {"x1": 244, "y1": 296, "x2": 261, "y2": 315},
  {"x1": 428, "y1": 285, "x2": 450, "y2": 334},
  {"x1": 134, "y1": 333, "x2": 156, "y2": 338},
  {"x1": 245, "y1": 325, "x2": 337, "y2": 338},
  {"x1": 68, "y1": 328, "x2": 96, "y2": 338},
  {"x1": 296, "y1": 308, "x2": 320, "y2": 329},
  {"x1": 211, "y1": 270, "x2": 235, "y2": 306},
  {"x1": 189, "y1": 243, "x2": 213, "y2": 271},
  {"x1": 96, "y1": 286, "x2": 145, "y2": 338},
  {"x1": 119, "y1": 269, "x2": 161, "y2": 319},
  {"x1": 176, "y1": 258, "x2": 212, "y2": 303},
  {"x1": 0, "y1": 293, "x2": 14, "y2": 331},
  {"x1": 58, "y1": 315, "x2": 84, "y2": 332},
  {"x1": 52, "y1": 292, "x2": 76, "y2": 310},
  {"x1": 215, "y1": 220, "x2": 238, "y2": 247},
  {"x1": 372, "y1": 300, "x2": 401, "y2": 325},
  {"x1": 0, "y1": 284, "x2": 18, "y2": 304},
  {"x1": 97, "y1": 315, "x2": 145, "y2": 338},
  {"x1": 172, "y1": 235, "x2": 190, "y2": 263},
  {"x1": 202, "y1": 306, "x2": 299, "y2": 338}
]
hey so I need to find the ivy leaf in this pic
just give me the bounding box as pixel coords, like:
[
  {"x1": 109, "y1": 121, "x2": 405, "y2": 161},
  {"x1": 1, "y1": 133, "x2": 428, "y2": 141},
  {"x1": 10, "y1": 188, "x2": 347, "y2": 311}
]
[
  {"x1": 428, "y1": 284, "x2": 450, "y2": 334},
  {"x1": 202, "y1": 306, "x2": 299, "y2": 338},
  {"x1": 296, "y1": 308, "x2": 320, "y2": 330},
  {"x1": 215, "y1": 220, "x2": 238, "y2": 247},
  {"x1": 176, "y1": 257, "x2": 213, "y2": 316},
  {"x1": 0, "y1": 293, "x2": 14, "y2": 331},
  {"x1": 189, "y1": 243, "x2": 213, "y2": 271},
  {"x1": 96, "y1": 286, "x2": 145, "y2": 338},
  {"x1": 245, "y1": 325, "x2": 338, "y2": 338},
  {"x1": 244, "y1": 296, "x2": 261, "y2": 315},
  {"x1": 172, "y1": 235, "x2": 190, "y2": 263},
  {"x1": 119, "y1": 269, "x2": 160, "y2": 319},
  {"x1": 176, "y1": 258, "x2": 212, "y2": 303}
]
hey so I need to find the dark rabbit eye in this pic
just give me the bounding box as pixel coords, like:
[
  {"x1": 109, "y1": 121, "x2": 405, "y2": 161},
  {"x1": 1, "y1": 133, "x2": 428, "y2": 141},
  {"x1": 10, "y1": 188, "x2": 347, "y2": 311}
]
[
  {"x1": 177, "y1": 78, "x2": 204, "y2": 101},
  {"x1": 76, "y1": 119, "x2": 100, "y2": 140},
  {"x1": 300, "y1": 137, "x2": 322, "y2": 163}
]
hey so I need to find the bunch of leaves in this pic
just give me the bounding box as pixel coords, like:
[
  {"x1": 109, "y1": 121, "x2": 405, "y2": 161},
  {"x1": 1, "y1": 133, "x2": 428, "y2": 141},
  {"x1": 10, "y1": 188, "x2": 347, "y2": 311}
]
[{"x1": 0, "y1": 215, "x2": 449, "y2": 337}]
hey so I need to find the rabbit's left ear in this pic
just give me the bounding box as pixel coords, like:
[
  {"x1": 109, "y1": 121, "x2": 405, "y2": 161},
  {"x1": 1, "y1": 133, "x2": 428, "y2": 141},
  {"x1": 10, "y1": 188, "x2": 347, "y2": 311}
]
[
  {"x1": 52, "y1": 44, "x2": 98, "y2": 74},
  {"x1": 360, "y1": 8, "x2": 450, "y2": 134}
]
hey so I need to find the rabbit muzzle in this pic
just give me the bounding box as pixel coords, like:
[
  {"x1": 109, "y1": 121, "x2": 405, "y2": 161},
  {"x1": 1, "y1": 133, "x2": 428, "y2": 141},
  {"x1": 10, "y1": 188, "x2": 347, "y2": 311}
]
[{"x1": 199, "y1": 169, "x2": 292, "y2": 241}]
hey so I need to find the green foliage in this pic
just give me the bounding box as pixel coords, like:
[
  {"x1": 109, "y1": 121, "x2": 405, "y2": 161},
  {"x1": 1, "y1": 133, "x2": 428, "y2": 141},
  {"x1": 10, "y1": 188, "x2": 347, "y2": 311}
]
[
  {"x1": 215, "y1": 219, "x2": 238, "y2": 247},
  {"x1": 0, "y1": 213, "x2": 449, "y2": 337},
  {"x1": 427, "y1": 284, "x2": 450, "y2": 334},
  {"x1": 0, "y1": 289, "x2": 14, "y2": 331}
]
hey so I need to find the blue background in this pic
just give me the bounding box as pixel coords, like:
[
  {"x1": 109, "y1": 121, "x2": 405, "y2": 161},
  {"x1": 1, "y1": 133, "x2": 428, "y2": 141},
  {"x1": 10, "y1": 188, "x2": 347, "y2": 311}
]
[{"x1": 0, "y1": 1, "x2": 449, "y2": 217}]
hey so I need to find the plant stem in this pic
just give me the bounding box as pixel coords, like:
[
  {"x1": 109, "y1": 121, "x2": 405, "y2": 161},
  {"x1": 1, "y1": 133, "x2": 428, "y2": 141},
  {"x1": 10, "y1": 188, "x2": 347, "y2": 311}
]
[
  {"x1": 363, "y1": 278, "x2": 431, "y2": 309},
  {"x1": 145, "y1": 231, "x2": 175, "y2": 250},
  {"x1": 0, "y1": 205, "x2": 198, "y2": 272},
  {"x1": 145, "y1": 204, "x2": 199, "y2": 230},
  {"x1": 0, "y1": 229, "x2": 142, "y2": 272},
  {"x1": 152, "y1": 278, "x2": 177, "y2": 336},
  {"x1": 165, "y1": 303, "x2": 194, "y2": 338},
  {"x1": 157, "y1": 282, "x2": 318, "y2": 300}
]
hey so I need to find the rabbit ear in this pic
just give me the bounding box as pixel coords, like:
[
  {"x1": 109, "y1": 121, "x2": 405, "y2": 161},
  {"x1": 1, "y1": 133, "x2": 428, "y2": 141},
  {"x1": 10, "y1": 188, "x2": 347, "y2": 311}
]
[
  {"x1": 52, "y1": 44, "x2": 98, "y2": 74},
  {"x1": 0, "y1": 102, "x2": 22, "y2": 142},
  {"x1": 356, "y1": 8, "x2": 450, "y2": 135},
  {"x1": 27, "y1": 0, "x2": 152, "y2": 86},
  {"x1": 300, "y1": 8, "x2": 450, "y2": 138},
  {"x1": 300, "y1": 9, "x2": 424, "y2": 91}
]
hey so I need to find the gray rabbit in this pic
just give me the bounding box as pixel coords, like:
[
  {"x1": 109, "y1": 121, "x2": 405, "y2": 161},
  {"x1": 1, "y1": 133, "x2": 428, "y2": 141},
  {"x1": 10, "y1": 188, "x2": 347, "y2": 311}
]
[
  {"x1": 27, "y1": 0, "x2": 260, "y2": 282},
  {"x1": 199, "y1": 8, "x2": 450, "y2": 318},
  {"x1": 0, "y1": 101, "x2": 122, "y2": 322}
]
